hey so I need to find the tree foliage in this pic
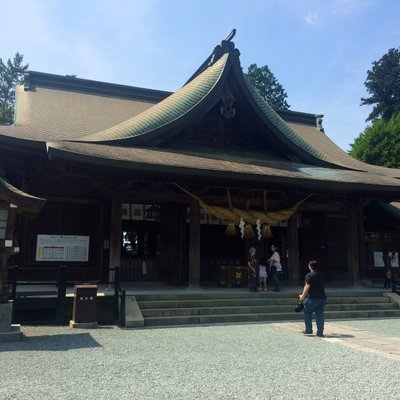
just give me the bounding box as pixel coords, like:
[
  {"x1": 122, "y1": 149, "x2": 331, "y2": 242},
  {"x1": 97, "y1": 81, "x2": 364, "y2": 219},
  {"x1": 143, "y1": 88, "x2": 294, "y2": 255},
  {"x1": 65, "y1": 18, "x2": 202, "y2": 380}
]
[
  {"x1": 245, "y1": 63, "x2": 290, "y2": 110},
  {"x1": 0, "y1": 53, "x2": 28, "y2": 125},
  {"x1": 349, "y1": 112, "x2": 400, "y2": 168},
  {"x1": 361, "y1": 47, "x2": 400, "y2": 122}
]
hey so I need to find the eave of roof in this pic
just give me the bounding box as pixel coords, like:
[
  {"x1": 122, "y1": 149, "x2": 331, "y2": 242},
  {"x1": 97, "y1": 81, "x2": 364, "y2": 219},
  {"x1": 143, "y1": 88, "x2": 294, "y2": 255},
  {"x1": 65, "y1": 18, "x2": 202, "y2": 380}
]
[
  {"x1": 46, "y1": 141, "x2": 400, "y2": 195},
  {"x1": 0, "y1": 176, "x2": 46, "y2": 214},
  {"x1": 0, "y1": 131, "x2": 46, "y2": 151}
]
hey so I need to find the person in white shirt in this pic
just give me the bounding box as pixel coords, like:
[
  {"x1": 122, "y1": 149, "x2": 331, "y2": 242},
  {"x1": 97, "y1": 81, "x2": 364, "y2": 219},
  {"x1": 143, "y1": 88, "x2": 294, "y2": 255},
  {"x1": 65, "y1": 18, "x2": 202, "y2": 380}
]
[{"x1": 267, "y1": 244, "x2": 282, "y2": 292}]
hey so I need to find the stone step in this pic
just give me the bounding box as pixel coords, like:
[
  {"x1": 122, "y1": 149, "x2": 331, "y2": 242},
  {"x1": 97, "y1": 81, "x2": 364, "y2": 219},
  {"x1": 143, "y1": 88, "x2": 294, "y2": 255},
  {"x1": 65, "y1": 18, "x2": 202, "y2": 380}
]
[
  {"x1": 143, "y1": 309, "x2": 400, "y2": 327},
  {"x1": 138, "y1": 296, "x2": 390, "y2": 309},
  {"x1": 134, "y1": 290, "x2": 386, "y2": 302},
  {"x1": 127, "y1": 291, "x2": 400, "y2": 328},
  {"x1": 141, "y1": 302, "x2": 399, "y2": 318}
]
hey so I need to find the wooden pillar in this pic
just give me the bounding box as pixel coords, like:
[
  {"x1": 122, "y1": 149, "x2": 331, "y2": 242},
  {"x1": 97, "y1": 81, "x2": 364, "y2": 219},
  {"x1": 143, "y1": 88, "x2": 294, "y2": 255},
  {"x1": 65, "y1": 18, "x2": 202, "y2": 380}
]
[
  {"x1": 358, "y1": 206, "x2": 367, "y2": 281},
  {"x1": 97, "y1": 200, "x2": 105, "y2": 282},
  {"x1": 188, "y1": 199, "x2": 200, "y2": 287},
  {"x1": 109, "y1": 193, "x2": 122, "y2": 283},
  {"x1": 159, "y1": 203, "x2": 186, "y2": 284},
  {"x1": 347, "y1": 205, "x2": 360, "y2": 285},
  {"x1": 287, "y1": 212, "x2": 300, "y2": 284}
]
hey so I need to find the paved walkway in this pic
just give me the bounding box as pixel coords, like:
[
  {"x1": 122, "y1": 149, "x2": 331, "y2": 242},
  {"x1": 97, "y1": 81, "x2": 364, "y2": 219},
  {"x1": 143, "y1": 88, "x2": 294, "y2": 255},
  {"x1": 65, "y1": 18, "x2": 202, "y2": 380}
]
[{"x1": 273, "y1": 321, "x2": 400, "y2": 361}]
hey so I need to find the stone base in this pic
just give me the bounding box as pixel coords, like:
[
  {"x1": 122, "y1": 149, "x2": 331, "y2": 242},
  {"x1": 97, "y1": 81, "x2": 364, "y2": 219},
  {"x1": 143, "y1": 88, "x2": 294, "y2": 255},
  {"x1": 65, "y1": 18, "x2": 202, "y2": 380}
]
[
  {"x1": 0, "y1": 324, "x2": 22, "y2": 343},
  {"x1": 69, "y1": 320, "x2": 98, "y2": 329},
  {"x1": 125, "y1": 296, "x2": 144, "y2": 328}
]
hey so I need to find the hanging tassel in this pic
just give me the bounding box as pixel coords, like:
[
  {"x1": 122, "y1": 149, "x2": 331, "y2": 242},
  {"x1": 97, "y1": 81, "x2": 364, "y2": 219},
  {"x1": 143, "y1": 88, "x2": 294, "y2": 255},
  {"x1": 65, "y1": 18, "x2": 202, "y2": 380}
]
[
  {"x1": 256, "y1": 219, "x2": 261, "y2": 241},
  {"x1": 225, "y1": 222, "x2": 237, "y2": 236},
  {"x1": 239, "y1": 218, "x2": 245, "y2": 239},
  {"x1": 261, "y1": 224, "x2": 273, "y2": 239},
  {"x1": 244, "y1": 223, "x2": 256, "y2": 239}
]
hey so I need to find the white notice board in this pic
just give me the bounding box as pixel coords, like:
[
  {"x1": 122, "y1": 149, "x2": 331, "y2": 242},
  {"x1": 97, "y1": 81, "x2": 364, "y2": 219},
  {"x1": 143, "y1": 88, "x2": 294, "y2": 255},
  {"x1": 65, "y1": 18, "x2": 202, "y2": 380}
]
[
  {"x1": 373, "y1": 251, "x2": 385, "y2": 267},
  {"x1": 36, "y1": 235, "x2": 89, "y2": 262}
]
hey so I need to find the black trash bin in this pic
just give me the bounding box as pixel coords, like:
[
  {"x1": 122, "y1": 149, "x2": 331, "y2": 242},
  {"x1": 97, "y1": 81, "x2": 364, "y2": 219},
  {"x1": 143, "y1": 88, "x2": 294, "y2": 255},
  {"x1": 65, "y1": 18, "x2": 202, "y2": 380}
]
[{"x1": 70, "y1": 284, "x2": 98, "y2": 328}]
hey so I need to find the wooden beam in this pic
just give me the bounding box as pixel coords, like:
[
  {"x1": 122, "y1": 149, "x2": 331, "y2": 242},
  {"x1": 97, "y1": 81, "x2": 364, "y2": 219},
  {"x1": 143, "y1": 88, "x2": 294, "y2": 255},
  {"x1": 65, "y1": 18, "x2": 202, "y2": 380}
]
[
  {"x1": 188, "y1": 199, "x2": 200, "y2": 287},
  {"x1": 287, "y1": 212, "x2": 300, "y2": 284}
]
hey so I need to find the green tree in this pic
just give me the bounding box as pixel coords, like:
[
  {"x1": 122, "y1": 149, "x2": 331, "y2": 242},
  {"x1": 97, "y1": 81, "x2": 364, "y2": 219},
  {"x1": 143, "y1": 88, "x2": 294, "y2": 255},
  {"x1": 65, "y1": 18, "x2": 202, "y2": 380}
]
[
  {"x1": 245, "y1": 63, "x2": 290, "y2": 110},
  {"x1": 349, "y1": 112, "x2": 400, "y2": 168},
  {"x1": 361, "y1": 48, "x2": 400, "y2": 122},
  {"x1": 0, "y1": 53, "x2": 29, "y2": 125}
]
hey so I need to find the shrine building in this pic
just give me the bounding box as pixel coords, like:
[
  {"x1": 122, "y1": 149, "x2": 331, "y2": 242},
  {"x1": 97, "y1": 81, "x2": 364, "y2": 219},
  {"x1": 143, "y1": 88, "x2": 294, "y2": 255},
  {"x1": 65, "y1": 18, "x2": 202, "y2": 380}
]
[{"x1": 1, "y1": 35, "x2": 400, "y2": 288}]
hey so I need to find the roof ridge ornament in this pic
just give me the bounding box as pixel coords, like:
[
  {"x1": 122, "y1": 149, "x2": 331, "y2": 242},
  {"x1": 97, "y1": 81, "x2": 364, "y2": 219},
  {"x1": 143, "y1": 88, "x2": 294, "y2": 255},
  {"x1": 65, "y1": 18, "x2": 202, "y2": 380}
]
[
  {"x1": 224, "y1": 29, "x2": 236, "y2": 42},
  {"x1": 316, "y1": 115, "x2": 324, "y2": 133},
  {"x1": 208, "y1": 29, "x2": 239, "y2": 66}
]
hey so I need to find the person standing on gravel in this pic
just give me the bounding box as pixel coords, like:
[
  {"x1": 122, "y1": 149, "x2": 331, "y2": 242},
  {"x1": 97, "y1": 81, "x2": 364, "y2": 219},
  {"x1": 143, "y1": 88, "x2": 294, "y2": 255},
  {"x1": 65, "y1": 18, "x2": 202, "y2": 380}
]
[
  {"x1": 267, "y1": 244, "x2": 282, "y2": 292},
  {"x1": 299, "y1": 260, "x2": 327, "y2": 337},
  {"x1": 247, "y1": 247, "x2": 258, "y2": 292}
]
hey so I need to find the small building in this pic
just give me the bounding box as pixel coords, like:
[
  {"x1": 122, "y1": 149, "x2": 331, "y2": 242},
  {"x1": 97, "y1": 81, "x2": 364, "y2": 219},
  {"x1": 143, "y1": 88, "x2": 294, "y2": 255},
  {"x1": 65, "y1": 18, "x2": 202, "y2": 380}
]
[{"x1": 1, "y1": 36, "x2": 399, "y2": 287}]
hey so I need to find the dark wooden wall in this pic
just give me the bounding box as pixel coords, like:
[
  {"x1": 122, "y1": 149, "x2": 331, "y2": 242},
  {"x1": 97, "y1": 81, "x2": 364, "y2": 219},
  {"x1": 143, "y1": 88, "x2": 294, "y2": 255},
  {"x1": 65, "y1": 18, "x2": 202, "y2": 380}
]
[{"x1": 19, "y1": 201, "x2": 102, "y2": 280}]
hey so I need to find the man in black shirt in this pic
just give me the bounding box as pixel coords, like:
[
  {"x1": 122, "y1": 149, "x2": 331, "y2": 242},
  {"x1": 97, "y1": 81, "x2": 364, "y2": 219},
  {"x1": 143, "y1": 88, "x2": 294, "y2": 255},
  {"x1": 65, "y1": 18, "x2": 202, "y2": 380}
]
[{"x1": 299, "y1": 260, "x2": 327, "y2": 337}]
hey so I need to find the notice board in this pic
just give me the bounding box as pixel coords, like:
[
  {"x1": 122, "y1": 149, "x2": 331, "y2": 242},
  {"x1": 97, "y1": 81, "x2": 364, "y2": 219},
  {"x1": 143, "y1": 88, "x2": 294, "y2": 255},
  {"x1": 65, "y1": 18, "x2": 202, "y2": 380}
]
[{"x1": 36, "y1": 234, "x2": 90, "y2": 262}]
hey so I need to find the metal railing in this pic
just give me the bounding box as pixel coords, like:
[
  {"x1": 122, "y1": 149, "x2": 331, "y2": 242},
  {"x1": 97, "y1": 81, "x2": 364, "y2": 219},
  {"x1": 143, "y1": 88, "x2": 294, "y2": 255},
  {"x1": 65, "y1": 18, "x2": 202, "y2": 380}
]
[
  {"x1": 113, "y1": 267, "x2": 126, "y2": 327},
  {"x1": 391, "y1": 272, "x2": 400, "y2": 295},
  {"x1": 7, "y1": 265, "x2": 126, "y2": 326}
]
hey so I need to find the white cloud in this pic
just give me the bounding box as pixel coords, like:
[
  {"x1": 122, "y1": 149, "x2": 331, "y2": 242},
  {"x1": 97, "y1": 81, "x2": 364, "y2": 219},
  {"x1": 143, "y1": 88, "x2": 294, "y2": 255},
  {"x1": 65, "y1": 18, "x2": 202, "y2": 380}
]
[{"x1": 304, "y1": 11, "x2": 319, "y2": 25}]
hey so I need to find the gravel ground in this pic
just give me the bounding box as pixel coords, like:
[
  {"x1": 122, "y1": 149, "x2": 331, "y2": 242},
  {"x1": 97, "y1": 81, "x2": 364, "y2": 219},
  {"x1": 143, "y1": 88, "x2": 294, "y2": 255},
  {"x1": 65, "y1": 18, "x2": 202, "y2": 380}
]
[{"x1": 1, "y1": 321, "x2": 400, "y2": 400}]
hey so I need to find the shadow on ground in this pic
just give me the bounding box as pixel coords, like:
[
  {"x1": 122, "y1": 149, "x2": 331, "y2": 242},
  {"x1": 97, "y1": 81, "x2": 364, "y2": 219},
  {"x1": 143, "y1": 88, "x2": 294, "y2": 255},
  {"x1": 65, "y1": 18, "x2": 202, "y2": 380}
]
[{"x1": 0, "y1": 332, "x2": 102, "y2": 352}]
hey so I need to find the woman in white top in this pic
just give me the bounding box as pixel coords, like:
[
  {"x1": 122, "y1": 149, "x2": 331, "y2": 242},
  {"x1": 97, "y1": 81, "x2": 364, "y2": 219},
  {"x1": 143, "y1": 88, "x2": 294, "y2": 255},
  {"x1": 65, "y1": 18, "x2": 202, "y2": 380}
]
[{"x1": 267, "y1": 244, "x2": 282, "y2": 292}]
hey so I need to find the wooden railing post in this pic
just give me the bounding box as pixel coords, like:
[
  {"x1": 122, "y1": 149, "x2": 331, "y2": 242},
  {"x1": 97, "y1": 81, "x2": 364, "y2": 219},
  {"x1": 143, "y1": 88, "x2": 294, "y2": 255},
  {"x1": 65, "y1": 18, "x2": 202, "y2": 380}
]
[
  {"x1": 114, "y1": 266, "x2": 120, "y2": 319},
  {"x1": 119, "y1": 290, "x2": 126, "y2": 327}
]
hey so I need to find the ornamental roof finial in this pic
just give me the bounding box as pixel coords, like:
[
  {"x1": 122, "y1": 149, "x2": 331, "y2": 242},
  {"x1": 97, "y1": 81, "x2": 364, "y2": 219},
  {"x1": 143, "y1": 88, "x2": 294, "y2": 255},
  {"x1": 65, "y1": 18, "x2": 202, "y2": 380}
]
[{"x1": 224, "y1": 29, "x2": 236, "y2": 42}]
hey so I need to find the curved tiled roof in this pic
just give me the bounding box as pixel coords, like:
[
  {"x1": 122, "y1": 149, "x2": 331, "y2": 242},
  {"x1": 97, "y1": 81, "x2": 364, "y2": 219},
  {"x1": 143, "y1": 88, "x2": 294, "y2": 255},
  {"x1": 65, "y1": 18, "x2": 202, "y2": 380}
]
[
  {"x1": 243, "y1": 76, "x2": 400, "y2": 178},
  {"x1": 78, "y1": 53, "x2": 230, "y2": 143},
  {"x1": 241, "y1": 75, "x2": 328, "y2": 162},
  {"x1": 286, "y1": 122, "x2": 400, "y2": 178},
  {"x1": 1, "y1": 38, "x2": 399, "y2": 190}
]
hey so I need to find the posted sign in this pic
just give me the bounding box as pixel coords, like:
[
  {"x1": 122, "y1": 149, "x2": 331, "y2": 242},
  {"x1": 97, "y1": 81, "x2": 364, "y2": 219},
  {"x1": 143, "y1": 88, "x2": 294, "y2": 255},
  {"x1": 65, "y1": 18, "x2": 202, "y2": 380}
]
[{"x1": 36, "y1": 235, "x2": 90, "y2": 262}]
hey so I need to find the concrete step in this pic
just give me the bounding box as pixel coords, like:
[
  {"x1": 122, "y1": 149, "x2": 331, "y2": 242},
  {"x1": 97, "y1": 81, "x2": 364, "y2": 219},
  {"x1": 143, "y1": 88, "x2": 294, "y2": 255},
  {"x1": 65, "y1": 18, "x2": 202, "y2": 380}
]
[
  {"x1": 134, "y1": 290, "x2": 386, "y2": 302},
  {"x1": 144, "y1": 309, "x2": 400, "y2": 327},
  {"x1": 141, "y1": 302, "x2": 400, "y2": 318},
  {"x1": 138, "y1": 296, "x2": 390, "y2": 310},
  {"x1": 127, "y1": 290, "x2": 400, "y2": 328}
]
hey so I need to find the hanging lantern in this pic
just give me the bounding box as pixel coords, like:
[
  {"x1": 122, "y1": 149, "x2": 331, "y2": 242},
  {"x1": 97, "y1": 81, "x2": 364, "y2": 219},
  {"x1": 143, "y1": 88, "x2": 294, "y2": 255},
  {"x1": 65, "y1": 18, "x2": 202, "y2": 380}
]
[
  {"x1": 225, "y1": 222, "x2": 237, "y2": 236},
  {"x1": 261, "y1": 224, "x2": 273, "y2": 239},
  {"x1": 244, "y1": 223, "x2": 256, "y2": 239}
]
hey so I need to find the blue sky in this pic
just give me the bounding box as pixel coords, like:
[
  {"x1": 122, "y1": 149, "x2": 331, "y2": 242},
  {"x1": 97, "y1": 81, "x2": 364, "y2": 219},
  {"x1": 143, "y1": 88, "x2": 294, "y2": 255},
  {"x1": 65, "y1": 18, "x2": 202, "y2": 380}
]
[{"x1": 1, "y1": 0, "x2": 399, "y2": 150}]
